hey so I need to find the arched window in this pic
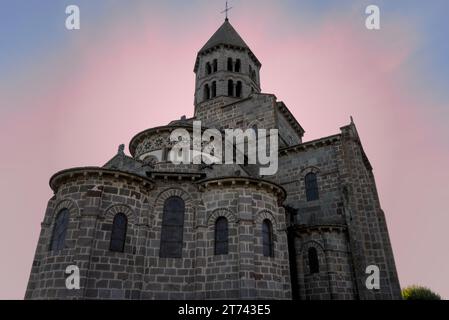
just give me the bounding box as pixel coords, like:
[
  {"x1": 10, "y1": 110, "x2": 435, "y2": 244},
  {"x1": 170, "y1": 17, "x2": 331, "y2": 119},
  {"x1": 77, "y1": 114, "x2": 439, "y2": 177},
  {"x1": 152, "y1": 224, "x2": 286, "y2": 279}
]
[
  {"x1": 211, "y1": 81, "x2": 217, "y2": 98},
  {"x1": 213, "y1": 59, "x2": 218, "y2": 72},
  {"x1": 305, "y1": 172, "x2": 319, "y2": 201},
  {"x1": 160, "y1": 196, "x2": 185, "y2": 258},
  {"x1": 236, "y1": 81, "x2": 242, "y2": 98},
  {"x1": 308, "y1": 247, "x2": 319, "y2": 274},
  {"x1": 228, "y1": 80, "x2": 234, "y2": 96},
  {"x1": 50, "y1": 208, "x2": 70, "y2": 251},
  {"x1": 206, "y1": 62, "x2": 211, "y2": 75},
  {"x1": 235, "y1": 59, "x2": 241, "y2": 72},
  {"x1": 262, "y1": 219, "x2": 274, "y2": 257},
  {"x1": 204, "y1": 84, "x2": 210, "y2": 100},
  {"x1": 214, "y1": 217, "x2": 228, "y2": 255},
  {"x1": 227, "y1": 58, "x2": 233, "y2": 71},
  {"x1": 110, "y1": 213, "x2": 127, "y2": 252}
]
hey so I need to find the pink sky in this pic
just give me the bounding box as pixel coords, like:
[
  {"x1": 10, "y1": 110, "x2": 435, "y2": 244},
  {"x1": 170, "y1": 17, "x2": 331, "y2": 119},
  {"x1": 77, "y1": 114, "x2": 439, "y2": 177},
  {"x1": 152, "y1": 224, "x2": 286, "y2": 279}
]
[{"x1": 1, "y1": 2, "x2": 448, "y2": 299}]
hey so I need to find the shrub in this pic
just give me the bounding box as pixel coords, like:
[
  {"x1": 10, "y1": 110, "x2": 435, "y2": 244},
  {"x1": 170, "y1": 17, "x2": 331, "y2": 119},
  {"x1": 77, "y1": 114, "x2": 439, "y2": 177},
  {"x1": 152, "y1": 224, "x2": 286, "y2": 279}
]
[{"x1": 402, "y1": 285, "x2": 441, "y2": 300}]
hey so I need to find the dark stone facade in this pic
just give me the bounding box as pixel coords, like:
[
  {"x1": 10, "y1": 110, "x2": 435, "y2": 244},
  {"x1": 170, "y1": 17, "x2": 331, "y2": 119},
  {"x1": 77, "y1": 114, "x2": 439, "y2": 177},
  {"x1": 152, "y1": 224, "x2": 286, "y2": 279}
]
[{"x1": 26, "y1": 19, "x2": 401, "y2": 300}]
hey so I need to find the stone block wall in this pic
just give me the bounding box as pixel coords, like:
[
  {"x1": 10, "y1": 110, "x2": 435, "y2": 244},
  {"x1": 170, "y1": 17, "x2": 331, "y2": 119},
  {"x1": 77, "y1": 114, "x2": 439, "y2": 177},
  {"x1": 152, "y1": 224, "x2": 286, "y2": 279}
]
[
  {"x1": 338, "y1": 124, "x2": 401, "y2": 299},
  {"x1": 195, "y1": 94, "x2": 278, "y2": 133},
  {"x1": 196, "y1": 180, "x2": 291, "y2": 299},
  {"x1": 25, "y1": 169, "x2": 152, "y2": 299},
  {"x1": 271, "y1": 123, "x2": 401, "y2": 300},
  {"x1": 294, "y1": 228, "x2": 356, "y2": 300},
  {"x1": 273, "y1": 138, "x2": 344, "y2": 226},
  {"x1": 26, "y1": 168, "x2": 291, "y2": 300}
]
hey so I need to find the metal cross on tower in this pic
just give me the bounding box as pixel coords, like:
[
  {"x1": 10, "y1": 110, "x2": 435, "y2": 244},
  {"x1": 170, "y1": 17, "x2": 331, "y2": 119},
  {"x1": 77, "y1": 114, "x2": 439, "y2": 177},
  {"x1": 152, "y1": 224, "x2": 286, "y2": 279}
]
[{"x1": 221, "y1": 1, "x2": 233, "y2": 21}]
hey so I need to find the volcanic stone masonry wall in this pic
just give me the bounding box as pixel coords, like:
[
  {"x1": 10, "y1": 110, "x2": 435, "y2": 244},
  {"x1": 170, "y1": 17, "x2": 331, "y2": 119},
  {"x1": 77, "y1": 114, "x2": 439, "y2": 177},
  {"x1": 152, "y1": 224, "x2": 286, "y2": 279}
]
[
  {"x1": 195, "y1": 94, "x2": 277, "y2": 132},
  {"x1": 25, "y1": 171, "x2": 152, "y2": 299},
  {"x1": 26, "y1": 171, "x2": 291, "y2": 300},
  {"x1": 268, "y1": 123, "x2": 401, "y2": 299},
  {"x1": 338, "y1": 124, "x2": 401, "y2": 299}
]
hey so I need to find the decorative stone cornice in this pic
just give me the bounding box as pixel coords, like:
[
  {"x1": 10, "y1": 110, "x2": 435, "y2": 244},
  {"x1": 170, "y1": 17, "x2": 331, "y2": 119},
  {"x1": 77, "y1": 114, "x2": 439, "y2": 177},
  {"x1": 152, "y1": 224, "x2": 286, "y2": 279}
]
[
  {"x1": 218, "y1": 92, "x2": 274, "y2": 110},
  {"x1": 197, "y1": 176, "x2": 286, "y2": 202},
  {"x1": 49, "y1": 167, "x2": 154, "y2": 192},
  {"x1": 146, "y1": 170, "x2": 206, "y2": 181},
  {"x1": 280, "y1": 134, "x2": 341, "y2": 156},
  {"x1": 292, "y1": 224, "x2": 347, "y2": 236},
  {"x1": 276, "y1": 101, "x2": 305, "y2": 138},
  {"x1": 194, "y1": 45, "x2": 261, "y2": 73}
]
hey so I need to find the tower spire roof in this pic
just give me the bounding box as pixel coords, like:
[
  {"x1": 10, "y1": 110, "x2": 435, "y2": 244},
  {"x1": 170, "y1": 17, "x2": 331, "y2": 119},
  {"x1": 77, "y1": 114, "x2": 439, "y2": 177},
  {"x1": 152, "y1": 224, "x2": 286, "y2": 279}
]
[
  {"x1": 199, "y1": 19, "x2": 249, "y2": 53},
  {"x1": 194, "y1": 17, "x2": 261, "y2": 73}
]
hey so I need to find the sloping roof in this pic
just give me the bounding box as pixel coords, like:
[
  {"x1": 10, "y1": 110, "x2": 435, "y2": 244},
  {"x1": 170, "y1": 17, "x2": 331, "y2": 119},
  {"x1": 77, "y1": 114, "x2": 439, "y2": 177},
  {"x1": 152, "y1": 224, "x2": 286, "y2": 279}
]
[
  {"x1": 103, "y1": 152, "x2": 147, "y2": 177},
  {"x1": 194, "y1": 19, "x2": 261, "y2": 72},
  {"x1": 199, "y1": 19, "x2": 250, "y2": 53}
]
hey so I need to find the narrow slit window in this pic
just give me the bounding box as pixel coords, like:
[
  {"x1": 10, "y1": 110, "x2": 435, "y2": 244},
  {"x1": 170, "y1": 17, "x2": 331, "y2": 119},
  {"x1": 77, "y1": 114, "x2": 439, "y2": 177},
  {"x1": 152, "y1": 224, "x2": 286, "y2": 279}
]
[
  {"x1": 211, "y1": 81, "x2": 217, "y2": 98},
  {"x1": 50, "y1": 208, "x2": 70, "y2": 251},
  {"x1": 160, "y1": 196, "x2": 185, "y2": 258},
  {"x1": 305, "y1": 172, "x2": 319, "y2": 201},
  {"x1": 262, "y1": 219, "x2": 274, "y2": 257},
  {"x1": 235, "y1": 59, "x2": 241, "y2": 72},
  {"x1": 308, "y1": 247, "x2": 319, "y2": 274},
  {"x1": 228, "y1": 80, "x2": 234, "y2": 96},
  {"x1": 215, "y1": 217, "x2": 228, "y2": 255},
  {"x1": 204, "y1": 84, "x2": 210, "y2": 100},
  {"x1": 110, "y1": 213, "x2": 127, "y2": 252},
  {"x1": 227, "y1": 58, "x2": 233, "y2": 71},
  {"x1": 236, "y1": 81, "x2": 242, "y2": 98}
]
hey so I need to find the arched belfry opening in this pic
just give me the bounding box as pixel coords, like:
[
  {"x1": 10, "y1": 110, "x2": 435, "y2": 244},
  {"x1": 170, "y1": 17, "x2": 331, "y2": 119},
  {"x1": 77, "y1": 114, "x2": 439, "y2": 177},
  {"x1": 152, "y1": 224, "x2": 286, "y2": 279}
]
[
  {"x1": 228, "y1": 80, "x2": 234, "y2": 97},
  {"x1": 227, "y1": 58, "x2": 233, "y2": 72},
  {"x1": 204, "y1": 84, "x2": 210, "y2": 101},
  {"x1": 235, "y1": 59, "x2": 241, "y2": 73},
  {"x1": 211, "y1": 81, "x2": 217, "y2": 98},
  {"x1": 236, "y1": 81, "x2": 242, "y2": 98}
]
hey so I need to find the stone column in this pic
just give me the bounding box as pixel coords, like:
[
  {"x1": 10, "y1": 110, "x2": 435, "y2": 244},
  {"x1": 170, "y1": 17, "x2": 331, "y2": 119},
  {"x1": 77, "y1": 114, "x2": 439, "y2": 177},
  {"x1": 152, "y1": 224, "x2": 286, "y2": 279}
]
[
  {"x1": 77, "y1": 186, "x2": 103, "y2": 299},
  {"x1": 237, "y1": 191, "x2": 256, "y2": 299}
]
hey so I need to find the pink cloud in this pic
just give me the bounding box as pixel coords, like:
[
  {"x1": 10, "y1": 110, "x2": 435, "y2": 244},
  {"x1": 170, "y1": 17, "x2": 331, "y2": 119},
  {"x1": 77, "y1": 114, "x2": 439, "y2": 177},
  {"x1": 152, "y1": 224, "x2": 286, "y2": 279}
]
[{"x1": 1, "y1": 4, "x2": 448, "y2": 299}]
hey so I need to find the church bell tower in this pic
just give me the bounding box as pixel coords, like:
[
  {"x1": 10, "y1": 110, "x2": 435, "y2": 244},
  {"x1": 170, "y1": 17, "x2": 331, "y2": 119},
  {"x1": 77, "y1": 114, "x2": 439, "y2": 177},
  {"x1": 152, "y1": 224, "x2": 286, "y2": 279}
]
[{"x1": 193, "y1": 18, "x2": 262, "y2": 109}]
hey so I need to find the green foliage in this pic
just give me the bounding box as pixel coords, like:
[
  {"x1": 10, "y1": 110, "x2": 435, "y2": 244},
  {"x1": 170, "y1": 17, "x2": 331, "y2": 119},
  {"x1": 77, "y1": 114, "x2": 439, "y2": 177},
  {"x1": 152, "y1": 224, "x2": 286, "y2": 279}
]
[{"x1": 402, "y1": 285, "x2": 441, "y2": 300}]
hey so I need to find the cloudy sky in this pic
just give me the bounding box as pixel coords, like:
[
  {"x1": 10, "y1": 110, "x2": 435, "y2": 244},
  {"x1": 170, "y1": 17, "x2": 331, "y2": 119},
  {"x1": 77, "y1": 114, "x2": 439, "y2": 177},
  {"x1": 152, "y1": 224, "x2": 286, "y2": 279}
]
[{"x1": 0, "y1": 0, "x2": 448, "y2": 299}]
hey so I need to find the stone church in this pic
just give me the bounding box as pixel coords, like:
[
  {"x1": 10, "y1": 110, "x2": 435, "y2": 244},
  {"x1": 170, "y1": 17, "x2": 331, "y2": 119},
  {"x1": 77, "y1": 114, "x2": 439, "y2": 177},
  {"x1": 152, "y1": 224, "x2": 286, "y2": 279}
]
[{"x1": 26, "y1": 18, "x2": 401, "y2": 300}]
